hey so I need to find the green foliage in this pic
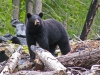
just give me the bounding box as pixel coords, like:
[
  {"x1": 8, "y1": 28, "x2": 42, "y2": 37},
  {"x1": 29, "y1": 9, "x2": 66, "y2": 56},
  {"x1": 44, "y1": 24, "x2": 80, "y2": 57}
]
[
  {"x1": 20, "y1": 0, "x2": 26, "y2": 23},
  {"x1": 42, "y1": 0, "x2": 92, "y2": 38},
  {"x1": 23, "y1": 45, "x2": 29, "y2": 54},
  {"x1": 89, "y1": 8, "x2": 100, "y2": 39},
  {"x1": 0, "y1": 0, "x2": 15, "y2": 35}
]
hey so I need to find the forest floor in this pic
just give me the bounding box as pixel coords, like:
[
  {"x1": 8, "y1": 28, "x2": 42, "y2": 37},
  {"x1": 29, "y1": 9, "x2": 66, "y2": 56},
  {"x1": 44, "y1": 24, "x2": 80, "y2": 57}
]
[{"x1": 0, "y1": 39, "x2": 100, "y2": 75}]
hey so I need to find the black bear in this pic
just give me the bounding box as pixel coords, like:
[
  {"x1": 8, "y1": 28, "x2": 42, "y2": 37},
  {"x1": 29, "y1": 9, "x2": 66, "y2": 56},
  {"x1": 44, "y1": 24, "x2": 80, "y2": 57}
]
[{"x1": 26, "y1": 12, "x2": 71, "y2": 60}]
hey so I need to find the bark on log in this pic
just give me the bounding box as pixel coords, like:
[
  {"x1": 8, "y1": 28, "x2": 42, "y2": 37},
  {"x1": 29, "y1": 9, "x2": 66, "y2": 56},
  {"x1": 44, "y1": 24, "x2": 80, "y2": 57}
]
[
  {"x1": 31, "y1": 45, "x2": 66, "y2": 71},
  {"x1": 57, "y1": 47, "x2": 100, "y2": 69},
  {"x1": 0, "y1": 45, "x2": 22, "y2": 75}
]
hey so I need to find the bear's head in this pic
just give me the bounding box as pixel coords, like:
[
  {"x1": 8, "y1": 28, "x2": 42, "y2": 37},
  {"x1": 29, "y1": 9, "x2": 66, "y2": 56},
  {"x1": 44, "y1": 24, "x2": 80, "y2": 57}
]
[{"x1": 27, "y1": 13, "x2": 43, "y2": 27}]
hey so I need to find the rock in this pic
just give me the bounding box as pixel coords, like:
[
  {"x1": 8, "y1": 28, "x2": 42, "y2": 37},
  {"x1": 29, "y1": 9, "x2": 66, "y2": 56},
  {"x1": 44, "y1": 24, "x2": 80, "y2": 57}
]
[
  {"x1": 0, "y1": 36, "x2": 7, "y2": 42},
  {"x1": 0, "y1": 34, "x2": 12, "y2": 43},
  {"x1": 11, "y1": 19, "x2": 26, "y2": 37},
  {"x1": 11, "y1": 36, "x2": 27, "y2": 45},
  {"x1": 3, "y1": 33, "x2": 13, "y2": 40}
]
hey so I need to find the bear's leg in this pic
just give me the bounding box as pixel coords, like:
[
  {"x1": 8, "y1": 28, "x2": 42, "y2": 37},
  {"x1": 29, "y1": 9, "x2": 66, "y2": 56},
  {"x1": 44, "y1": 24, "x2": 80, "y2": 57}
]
[
  {"x1": 29, "y1": 48, "x2": 35, "y2": 60},
  {"x1": 58, "y1": 39, "x2": 70, "y2": 55},
  {"x1": 26, "y1": 34, "x2": 36, "y2": 60},
  {"x1": 49, "y1": 44, "x2": 57, "y2": 55}
]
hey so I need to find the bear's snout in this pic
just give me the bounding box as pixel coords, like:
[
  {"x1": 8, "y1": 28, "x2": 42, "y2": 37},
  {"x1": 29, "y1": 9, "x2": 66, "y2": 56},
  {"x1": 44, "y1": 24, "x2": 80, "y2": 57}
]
[{"x1": 34, "y1": 19, "x2": 40, "y2": 25}]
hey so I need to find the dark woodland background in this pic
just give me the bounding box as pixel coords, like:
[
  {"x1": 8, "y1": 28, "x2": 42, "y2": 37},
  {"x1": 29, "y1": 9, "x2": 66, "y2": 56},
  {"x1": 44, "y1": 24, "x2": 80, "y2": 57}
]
[{"x1": 0, "y1": 0, "x2": 100, "y2": 39}]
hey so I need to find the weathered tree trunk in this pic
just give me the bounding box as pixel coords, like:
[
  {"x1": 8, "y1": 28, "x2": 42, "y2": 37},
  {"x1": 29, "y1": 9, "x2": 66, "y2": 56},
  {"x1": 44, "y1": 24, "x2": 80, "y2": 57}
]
[
  {"x1": 12, "y1": 0, "x2": 20, "y2": 19},
  {"x1": 25, "y1": 0, "x2": 42, "y2": 22},
  {"x1": 57, "y1": 47, "x2": 100, "y2": 69},
  {"x1": 25, "y1": 0, "x2": 34, "y2": 23},
  {"x1": 26, "y1": 0, "x2": 33, "y2": 14},
  {"x1": 33, "y1": 0, "x2": 42, "y2": 14},
  {"x1": 80, "y1": 0, "x2": 98, "y2": 41}
]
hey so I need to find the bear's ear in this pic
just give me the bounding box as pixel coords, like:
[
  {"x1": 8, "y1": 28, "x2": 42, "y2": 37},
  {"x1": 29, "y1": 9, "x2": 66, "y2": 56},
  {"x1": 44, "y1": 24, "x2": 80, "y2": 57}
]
[
  {"x1": 39, "y1": 12, "x2": 43, "y2": 18},
  {"x1": 27, "y1": 13, "x2": 32, "y2": 19}
]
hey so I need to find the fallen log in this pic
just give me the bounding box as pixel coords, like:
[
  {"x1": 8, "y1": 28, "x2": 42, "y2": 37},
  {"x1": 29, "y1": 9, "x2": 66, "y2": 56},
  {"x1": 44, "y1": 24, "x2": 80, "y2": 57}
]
[
  {"x1": 13, "y1": 60, "x2": 34, "y2": 72},
  {"x1": 31, "y1": 45, "x2": 100, "y2": 69},
  {"x1": 9, "y1": 66, "x2": 96, "y2": 75},
  {"x1": 0, "y1": 61, "x2": 7, "y2": 72},
  {"x1": 9, "y1": 66, "x2": 98, "y2": 75},
  {"x1": 0, "y1": 45, "x2": 22, "y2": 75},
  {"x1": 31, "y1": 45, "x2": 66, "y2": 71},
  {"x1": 9, "y1": 70, "x2": 97, "y2": 75},
  {"x1": 57, "y1": 47, "x2": 100, "y2": 69},
  {"x1": 9, "y1": 70, "x2": 67, "y2": 75}
]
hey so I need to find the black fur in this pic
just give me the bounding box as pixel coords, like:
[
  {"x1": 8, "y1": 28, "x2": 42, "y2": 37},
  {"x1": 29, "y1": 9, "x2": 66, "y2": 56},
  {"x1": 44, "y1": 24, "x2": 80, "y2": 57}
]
[{"x1": 26, "y1": 13, "x2": 71, "y2": 59}]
